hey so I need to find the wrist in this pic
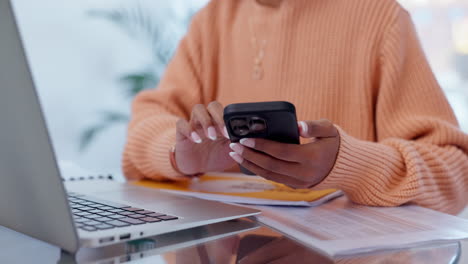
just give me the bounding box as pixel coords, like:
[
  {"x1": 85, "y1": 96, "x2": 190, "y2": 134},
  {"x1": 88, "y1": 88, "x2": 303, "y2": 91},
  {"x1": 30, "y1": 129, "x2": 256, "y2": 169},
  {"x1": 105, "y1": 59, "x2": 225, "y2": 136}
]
[{"x1": 170, "y1": 145, "x2": 203, "y2": 178}]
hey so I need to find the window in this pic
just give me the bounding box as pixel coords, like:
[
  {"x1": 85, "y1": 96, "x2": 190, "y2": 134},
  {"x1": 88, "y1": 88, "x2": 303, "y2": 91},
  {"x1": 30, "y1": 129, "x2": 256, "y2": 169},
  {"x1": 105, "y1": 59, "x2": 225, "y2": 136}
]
[
  {"x1": 14, "y1": 0, "x2": 467, "y2": 175},
  {"x1": 399, "y1": 0, "x2": 468, "y2": 130}
]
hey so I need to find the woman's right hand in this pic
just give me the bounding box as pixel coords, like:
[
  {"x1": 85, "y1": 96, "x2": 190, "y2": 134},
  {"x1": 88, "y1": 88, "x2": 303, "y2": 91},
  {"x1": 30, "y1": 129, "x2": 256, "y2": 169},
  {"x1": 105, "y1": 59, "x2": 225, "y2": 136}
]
[{"x1": 174, "y1": 101, "x2": 236, "y2": 175}]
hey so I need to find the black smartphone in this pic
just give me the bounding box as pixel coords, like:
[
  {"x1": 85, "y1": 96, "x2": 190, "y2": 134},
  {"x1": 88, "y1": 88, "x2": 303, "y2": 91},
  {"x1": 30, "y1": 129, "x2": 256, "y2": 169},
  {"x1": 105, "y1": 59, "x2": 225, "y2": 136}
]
[{"x1": 224, "y1": 101, "x2": 300, "y2": 175}]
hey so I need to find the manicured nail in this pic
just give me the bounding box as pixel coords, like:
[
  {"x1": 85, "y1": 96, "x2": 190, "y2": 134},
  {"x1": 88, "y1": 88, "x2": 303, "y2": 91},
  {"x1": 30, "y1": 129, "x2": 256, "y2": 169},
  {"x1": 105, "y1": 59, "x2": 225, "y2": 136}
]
[
  {"x1": 191, "y1": 131, "x2": 202, "y2": 143},
  {"x1": 223, "y1": 126, "x2": 230, "y2": 139},
  {"x1": 299, "y1": 121, "x2": 308, "y2": 135},
  {"x1": 207, "y1": 126, "x2": 217, "y2": 140},
  {"x1": 239, "y1": 138, "x2": 255, "y2": 148},
  {"x1": 229, "y1": 152, "x2": 244, "y2": 163},
  {"x1": 229, "y1": 143, "x2": 244, "y2": 155}
]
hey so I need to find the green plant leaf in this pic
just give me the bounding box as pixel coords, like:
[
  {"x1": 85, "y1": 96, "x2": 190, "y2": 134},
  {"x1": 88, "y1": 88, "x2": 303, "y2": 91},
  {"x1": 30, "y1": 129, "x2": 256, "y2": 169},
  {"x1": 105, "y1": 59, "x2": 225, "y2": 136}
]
[
  {"x1": 119, "y1": 71, "x2": 158, "y2": 97},
  {"x1": 79, "y1": 111, "x2": 129, "y2": 151},
  {"x1": 101, "y1": 111, "x2": 129, "y2": 122},
  {"x1": 80, "y1": 123, "x2": 106, "y2": 151},
  {"x1": 81, "y1": 1, "x2": 201, "y2": 150}
]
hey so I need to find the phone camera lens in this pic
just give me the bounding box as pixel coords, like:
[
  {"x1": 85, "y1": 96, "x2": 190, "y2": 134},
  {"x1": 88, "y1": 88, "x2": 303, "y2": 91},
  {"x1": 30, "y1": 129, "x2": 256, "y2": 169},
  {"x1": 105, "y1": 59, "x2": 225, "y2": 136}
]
[
  {"x1": 249, "y1": 117, "x2": 266, "y2": 133},
  {"x1": 230, "y1": 117, "x2": 267, "y2": 137},
  {"x1": 235, "y1": 126, "x2": 250, "y2": 136},
  {"x1": 230, "y1": 118, "x2": 250, "y2": 137}
]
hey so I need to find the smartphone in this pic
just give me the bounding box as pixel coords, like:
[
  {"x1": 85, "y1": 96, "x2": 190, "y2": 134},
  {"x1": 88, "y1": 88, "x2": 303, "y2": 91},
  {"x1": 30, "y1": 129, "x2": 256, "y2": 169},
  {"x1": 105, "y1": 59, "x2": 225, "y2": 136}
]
[{"x1": 224, "y1": 101, "x2": 300, "y2": 175}]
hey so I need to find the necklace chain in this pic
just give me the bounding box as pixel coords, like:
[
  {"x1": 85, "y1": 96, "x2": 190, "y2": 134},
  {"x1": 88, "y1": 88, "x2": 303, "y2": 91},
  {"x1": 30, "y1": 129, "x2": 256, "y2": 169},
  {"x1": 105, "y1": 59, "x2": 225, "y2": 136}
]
[{"x1": 248, "y1": 8, "x2": 268, "y2": 80}]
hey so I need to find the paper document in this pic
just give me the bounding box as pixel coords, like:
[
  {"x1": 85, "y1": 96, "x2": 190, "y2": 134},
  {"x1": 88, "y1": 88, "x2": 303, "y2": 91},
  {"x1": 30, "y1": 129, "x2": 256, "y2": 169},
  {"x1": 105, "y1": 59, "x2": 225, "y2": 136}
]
[
  {"x1": 254, "y1": 197, "x2": 468, "y2": 257},
  {"x1": 133, "y1": 173, "x2": 342, "y2": 206}
]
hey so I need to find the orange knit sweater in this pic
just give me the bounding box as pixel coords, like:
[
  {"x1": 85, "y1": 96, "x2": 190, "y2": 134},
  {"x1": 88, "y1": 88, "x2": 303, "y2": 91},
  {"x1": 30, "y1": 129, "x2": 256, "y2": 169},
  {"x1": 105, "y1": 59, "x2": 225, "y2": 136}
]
[{"x1": 122, "y1": 0, "x2": 468, "y2": 214}]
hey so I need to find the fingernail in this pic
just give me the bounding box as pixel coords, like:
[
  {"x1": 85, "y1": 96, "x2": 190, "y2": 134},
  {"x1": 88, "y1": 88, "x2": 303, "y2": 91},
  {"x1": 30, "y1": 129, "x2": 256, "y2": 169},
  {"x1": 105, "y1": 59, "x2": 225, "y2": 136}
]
[
  {"x1": 229, "y1": 152, "x2": 244, "y2": 164},
  {"x1": 229, "y1": 143, "x2": 244, "y2": 155},
  {"x1": 239, "y1": 257, "x2": 250, "y2": 264},
  {"x1": 191, "y1": 131, "x2": 202, "y2": 143},
  {"x1": 239, "y1": 138, "x2": 255, "y2": 148},
  {"x1": 299, "y1": 121, "x2": 308, "y2": 135},
  {"x1": 207, "y1": 126, "x2": 217, "y2": 140},
  {"x1": 223, "y1": 126, "x2": 230, "y2": 139}
]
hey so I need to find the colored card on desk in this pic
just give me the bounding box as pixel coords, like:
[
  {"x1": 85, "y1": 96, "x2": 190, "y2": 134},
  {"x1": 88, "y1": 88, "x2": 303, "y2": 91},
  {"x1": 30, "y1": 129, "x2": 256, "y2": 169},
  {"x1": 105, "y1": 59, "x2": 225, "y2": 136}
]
[{"x1": 132, "y1": 173, "x2": 342, "y2": 206}]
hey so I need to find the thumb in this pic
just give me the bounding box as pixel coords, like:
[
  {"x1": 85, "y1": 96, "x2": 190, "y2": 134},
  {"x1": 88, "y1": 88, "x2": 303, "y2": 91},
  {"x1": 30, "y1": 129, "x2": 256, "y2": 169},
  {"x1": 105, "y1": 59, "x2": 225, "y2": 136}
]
[{"x1": 298, "y1": 119, "x2": 338, "y2": 138}]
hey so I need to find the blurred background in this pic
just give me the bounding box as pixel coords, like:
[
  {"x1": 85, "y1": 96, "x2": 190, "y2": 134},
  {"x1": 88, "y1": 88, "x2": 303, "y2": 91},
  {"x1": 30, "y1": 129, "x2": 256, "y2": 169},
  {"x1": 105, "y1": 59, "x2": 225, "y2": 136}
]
[{"x1": 12, "y1": 0, "x2": 468, "y2": 178}]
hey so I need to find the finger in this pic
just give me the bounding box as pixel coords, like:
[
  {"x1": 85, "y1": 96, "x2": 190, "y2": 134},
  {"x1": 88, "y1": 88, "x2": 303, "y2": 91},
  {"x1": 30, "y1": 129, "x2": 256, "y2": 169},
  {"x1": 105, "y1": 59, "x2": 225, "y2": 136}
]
[
  {"x1": 206, "y1": 101, "x2": 229, "y2": 139},
  {"x1": 190, "y1": 104, "x2": 216, "y2": 141},
  {"x1": 207, "y1": 235, "x2": 240, "y2": 258},
  {"x1": 269, "y1": 249, "x2": 334, "y2": 264},
  {"x1": 299, "y1": 119, "x2": 338, "y2": 138},
  {"x1": 239, "y1": 138, "x2": 303, "y2": 162},
  {"x1": 229, "y1": 143, "x2": 300, "y2": 178},
  {"x1": 238, "y1": 238, "x2": 296, "y2": 264},
  {"x1": 176, "y1": 119, "x2": 199, "y2": 143},
  {"x1": 229, "y1": 153, "x2": 310, "y2": 189}
]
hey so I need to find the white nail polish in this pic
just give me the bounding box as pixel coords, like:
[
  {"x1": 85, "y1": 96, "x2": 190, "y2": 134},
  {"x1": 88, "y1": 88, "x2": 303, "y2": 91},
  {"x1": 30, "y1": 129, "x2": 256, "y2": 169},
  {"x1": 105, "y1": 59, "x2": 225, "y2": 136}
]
[
  {"x1": 299, "y1": 121, "x2": 308, "y2": 135},
  {"x1": 229, "y1": 152, "x2": 244, "y2": 164},
  {"x1": 207, "y1": 126, "x2": 217, "y2": 140},
  {"x1": 229, "y1": 143, "x2": 244, "y2": 154},
  {"x1": 240, "y1": 138, "x2": 255, "y2": 148},
  {"x1": 191, "y1": 132, "x2": 202, "y2": 143},
  {"x1": 223, "y1": 126, "x2": 230, "y2": 139}
]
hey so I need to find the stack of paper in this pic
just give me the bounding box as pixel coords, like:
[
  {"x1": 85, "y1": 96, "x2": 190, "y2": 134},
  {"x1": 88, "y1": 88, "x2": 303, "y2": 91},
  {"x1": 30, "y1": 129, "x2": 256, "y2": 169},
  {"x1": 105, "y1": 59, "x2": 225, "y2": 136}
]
[
  {"x1": 133, "y1": 173, "x2": 342, "y2": 206},
  {"x1": 253, "y1": 197, "x2": 468, "y2": 257}
]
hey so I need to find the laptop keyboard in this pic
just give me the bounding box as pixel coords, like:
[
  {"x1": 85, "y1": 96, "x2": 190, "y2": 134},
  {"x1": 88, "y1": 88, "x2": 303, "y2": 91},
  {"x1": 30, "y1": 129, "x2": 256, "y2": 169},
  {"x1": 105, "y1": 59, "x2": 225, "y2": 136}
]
[{"x1": 68, "y1": 193, "x2": 179, "y2": 232}]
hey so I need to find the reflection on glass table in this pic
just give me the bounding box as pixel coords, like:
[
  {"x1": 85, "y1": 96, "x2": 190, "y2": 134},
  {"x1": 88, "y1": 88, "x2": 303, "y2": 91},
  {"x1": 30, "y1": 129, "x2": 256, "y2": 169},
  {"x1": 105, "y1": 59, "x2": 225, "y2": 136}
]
[{"x1": 3, "y1": 217, "x2": 454, "y2": 264}]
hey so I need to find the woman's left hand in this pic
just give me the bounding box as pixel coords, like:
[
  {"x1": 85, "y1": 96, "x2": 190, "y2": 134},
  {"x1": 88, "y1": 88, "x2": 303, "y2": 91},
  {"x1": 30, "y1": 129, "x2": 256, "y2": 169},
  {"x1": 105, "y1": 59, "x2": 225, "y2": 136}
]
[
  {"x1": 238, "y1": 237, "x2": 334, "y2": 264},
  {"x1": 229, "y1": 119, "x2": 340, "y2": 189}
]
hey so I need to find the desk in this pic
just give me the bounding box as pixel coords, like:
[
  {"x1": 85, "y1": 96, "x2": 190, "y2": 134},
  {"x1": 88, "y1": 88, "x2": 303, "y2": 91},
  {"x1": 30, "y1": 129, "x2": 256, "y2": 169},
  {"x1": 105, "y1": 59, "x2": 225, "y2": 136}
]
[{"x1": 0, "y1": 218, "x2": 461, "y2": 264}]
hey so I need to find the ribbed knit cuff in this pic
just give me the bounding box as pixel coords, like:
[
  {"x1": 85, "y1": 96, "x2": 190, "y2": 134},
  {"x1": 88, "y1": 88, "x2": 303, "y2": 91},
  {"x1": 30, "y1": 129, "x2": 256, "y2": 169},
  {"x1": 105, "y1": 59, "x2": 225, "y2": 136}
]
[
  {"x1": 147, "y1": 127, "x2": 189, "y2": 181},
  {"x1": 312, "y1": 126, "x2": 413, "y2": 206},
  {"x1": 127, "y1": 115, "x2": 189, "y2": 181}
]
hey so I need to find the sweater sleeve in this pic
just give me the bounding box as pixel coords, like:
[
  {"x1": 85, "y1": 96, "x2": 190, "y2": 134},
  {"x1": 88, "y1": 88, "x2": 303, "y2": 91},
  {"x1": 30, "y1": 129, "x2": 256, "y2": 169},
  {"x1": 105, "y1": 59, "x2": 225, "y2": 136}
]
[
  {"x1": 122, "y1": 6, "x2": 215, "y2": 181},
  {"x1": 314, "y1": 10, "x2": 468, "y2": 214}
]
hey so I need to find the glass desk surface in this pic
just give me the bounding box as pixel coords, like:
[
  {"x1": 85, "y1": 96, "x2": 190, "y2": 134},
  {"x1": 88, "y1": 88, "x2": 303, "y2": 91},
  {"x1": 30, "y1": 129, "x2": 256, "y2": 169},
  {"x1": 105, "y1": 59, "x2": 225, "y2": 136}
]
[{"x1": 0, "y1": 217, "x2": 460, "y2": 264}]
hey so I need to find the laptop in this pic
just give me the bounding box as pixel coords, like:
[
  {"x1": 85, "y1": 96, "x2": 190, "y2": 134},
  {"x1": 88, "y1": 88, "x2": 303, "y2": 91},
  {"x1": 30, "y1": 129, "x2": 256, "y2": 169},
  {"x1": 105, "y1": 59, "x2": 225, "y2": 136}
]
[{"x1": 0, "y1": 0, "x2": 259, "y2": 253}]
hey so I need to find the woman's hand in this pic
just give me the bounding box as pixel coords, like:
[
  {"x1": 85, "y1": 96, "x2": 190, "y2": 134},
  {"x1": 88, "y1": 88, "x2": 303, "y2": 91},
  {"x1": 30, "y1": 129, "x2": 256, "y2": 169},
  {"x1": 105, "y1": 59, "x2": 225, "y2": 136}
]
[
  {"x1": 175, "y1": 234, "x2": 239, "y2": 264},
  {"x1": 238, "y1": 237, "x2": 334, "y2": 264},
  {"x1": 175, "y1": 101, "x2": 235, "y2": 175},
  {"x1": 229, "y1": 119, "x2": 340, "y2": 188}
]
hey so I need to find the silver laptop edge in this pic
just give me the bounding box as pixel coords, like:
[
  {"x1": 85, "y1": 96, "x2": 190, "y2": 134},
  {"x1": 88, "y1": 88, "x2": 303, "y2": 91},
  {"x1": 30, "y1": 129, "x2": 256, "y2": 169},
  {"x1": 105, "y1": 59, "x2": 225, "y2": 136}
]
[
  {"x1": 0, "y1": 0, "x2": 259, "y2": 253},
  {"x1": 0, "y1": 0, "x2": 79, "y2": 253}
]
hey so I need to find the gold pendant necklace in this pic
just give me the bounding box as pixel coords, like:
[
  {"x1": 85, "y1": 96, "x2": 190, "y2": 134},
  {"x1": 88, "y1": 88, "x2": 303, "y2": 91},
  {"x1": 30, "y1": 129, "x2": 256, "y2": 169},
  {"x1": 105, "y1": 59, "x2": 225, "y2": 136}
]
[{"x1": 248, "y1": 7, "x2": 268, "y2": 80}]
